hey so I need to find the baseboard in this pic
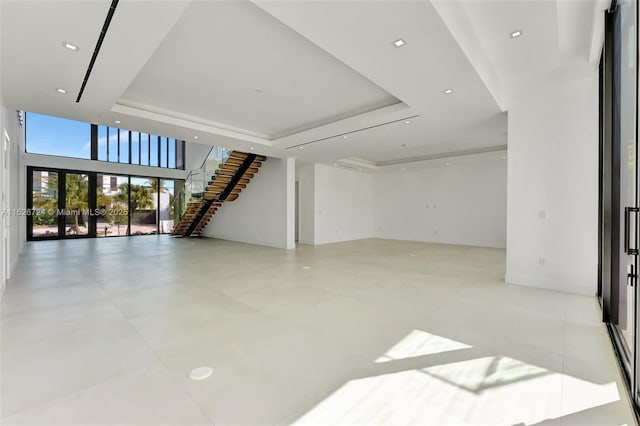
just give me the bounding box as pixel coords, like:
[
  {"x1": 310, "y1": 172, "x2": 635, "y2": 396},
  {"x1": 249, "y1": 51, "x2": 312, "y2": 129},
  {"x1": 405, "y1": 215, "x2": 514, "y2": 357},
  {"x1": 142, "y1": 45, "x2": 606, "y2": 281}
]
[
  {"x1": 375, "y1": 234, "x2": 506, "y2": 249},
  {"x1": 313, "y1": 236, "x2": 374, "y2": 245},
  {"x1": 202, "y1": 232, "x2": 291, "y2": 250},
  {"x1": 505, "y1": 273, "x2": 596, "y2": 296}
]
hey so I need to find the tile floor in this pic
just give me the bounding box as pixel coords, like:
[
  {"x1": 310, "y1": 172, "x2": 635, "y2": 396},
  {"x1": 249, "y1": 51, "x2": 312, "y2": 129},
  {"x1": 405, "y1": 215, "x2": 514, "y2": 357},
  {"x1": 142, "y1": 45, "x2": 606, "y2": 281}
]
[{"x1": 0, "y1": 236, "x2": 637, "y2": 425}]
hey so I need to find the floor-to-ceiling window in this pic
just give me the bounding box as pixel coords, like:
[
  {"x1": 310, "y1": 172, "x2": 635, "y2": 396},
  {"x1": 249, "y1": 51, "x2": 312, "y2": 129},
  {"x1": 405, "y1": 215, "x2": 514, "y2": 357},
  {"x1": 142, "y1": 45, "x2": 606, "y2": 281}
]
[
  {"x1": 600, "y1": 0, "x2": 639, "y2": 408},
  {"x1": 27, "y1": 168, "x2": 181, "y2": 240},
  {"x1": 25, "y1": 112, "x2": 184, "y2": 240},
  {"x1": 29, "y1": 170, "x2": 59, "y2": 239}
]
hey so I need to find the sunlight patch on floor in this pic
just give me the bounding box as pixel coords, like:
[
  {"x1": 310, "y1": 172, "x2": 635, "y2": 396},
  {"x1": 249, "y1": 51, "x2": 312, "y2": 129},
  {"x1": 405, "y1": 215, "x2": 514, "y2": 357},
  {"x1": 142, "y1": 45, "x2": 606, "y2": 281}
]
[
  {"x1": 375, "y1": 330, "x2": 472, "y2": 363},
  {"x1": 294, "y1": 333, "x2": 622, "y2": 426}
]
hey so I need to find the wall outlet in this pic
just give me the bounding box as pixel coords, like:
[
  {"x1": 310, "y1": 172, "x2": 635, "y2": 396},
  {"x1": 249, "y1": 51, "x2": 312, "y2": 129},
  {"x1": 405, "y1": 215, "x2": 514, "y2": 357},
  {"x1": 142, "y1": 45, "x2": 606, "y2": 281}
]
[
  {"x1": 538, "y1": 210, "x2": 546, "y2": 219},
  {"x1": 538, "y1": 257, "x2": 546, "y2": 266}
]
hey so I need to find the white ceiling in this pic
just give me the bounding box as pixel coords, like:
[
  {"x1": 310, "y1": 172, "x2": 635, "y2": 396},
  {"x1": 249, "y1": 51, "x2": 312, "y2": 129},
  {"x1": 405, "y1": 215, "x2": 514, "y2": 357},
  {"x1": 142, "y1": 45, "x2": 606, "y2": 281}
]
[
  {"x1": 123, "y1": 1, "x2": 401, "y2": 140},
  {"x1": 0, "y1": 0, "x2": 605, "y2": 170}
]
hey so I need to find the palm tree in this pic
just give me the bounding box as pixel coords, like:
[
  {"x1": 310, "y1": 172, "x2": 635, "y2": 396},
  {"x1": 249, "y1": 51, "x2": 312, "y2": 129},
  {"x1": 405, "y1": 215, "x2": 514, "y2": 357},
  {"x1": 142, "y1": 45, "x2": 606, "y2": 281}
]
[
  {"x1": 64, "y1": 174, "x2": 89, "y2": 233},
  {"x1": 116, "y1": 183, "x2": 154, "y2": 212},
  {"x1": 146, "y1": 178, "x2": 166, "y2": 194},
  {"x1": 115, "y1": 183, "x2": 155, "y2": 235}
]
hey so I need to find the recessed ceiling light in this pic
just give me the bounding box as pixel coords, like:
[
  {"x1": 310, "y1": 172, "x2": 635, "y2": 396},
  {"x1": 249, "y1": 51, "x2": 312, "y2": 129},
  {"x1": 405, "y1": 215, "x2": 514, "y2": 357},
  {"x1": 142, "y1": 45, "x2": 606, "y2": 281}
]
[
  {"x1": 250, "y1": 147, "x2": 254, "y2": 151},
  {"x1": 510, "y1": 30, "x2": 522, "y2": 39},
  {"x1": 444, "y1": 89, "x2": 454, "y2": 94},
  {"x1": 55, "y1": 88, "x2": 67, "y2": 94},
  {"x1": 404, "y1": 120, "x2": 411, "y2": 124},
  {"x1": 446, "y1": 162, "x2": 451, "y2": 166},
  {"x1": 299, "y1": 146, "x2": 304, "y2": 149},
  {"x1": 193, "y1": 136, "x2": 198, "y2": 139},
  {"x1": 343, "y1": 135, "x2": 349, "y2": 139},
  {"x1": 114, "y1": 120, "x2": 121, "y2": 124},
  {"x1": 62, "y1": 42, "x2": 79, "y2": 51},
  {"x1": 393, "y1": 38, "x2": 406, "y2": 48}
]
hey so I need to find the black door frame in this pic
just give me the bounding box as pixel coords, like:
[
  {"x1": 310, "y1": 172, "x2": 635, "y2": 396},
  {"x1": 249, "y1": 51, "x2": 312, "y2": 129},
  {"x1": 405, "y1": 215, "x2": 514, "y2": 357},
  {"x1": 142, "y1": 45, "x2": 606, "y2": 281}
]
[{"x1": 27, "y1": 166, "x2": 96, "y2": 241}]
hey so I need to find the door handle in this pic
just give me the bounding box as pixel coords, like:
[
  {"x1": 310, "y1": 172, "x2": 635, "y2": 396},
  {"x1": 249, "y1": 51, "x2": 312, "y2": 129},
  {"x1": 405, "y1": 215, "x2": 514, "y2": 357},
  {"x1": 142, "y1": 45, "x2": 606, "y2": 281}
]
[{"x1": 624, "y1": 207, "x2": 639, "y2": 255}]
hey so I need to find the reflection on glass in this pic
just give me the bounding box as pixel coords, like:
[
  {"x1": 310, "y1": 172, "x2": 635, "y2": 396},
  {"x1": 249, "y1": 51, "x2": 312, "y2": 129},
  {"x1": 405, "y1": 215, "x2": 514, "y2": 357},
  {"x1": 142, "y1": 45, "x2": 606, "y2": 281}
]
[
  {"x1": 616, "y1": 0, "x2": 637, "y2": 354},
  {"x1": 96, "y1": 174, "x2": 129, "y2": 237},
  {"x1": 160, "y1": 137, "x2": 168, "y2": 168},
  {"x1": 168, "y1": 140, "x2": 176, "y2": 169},
  {"x1": 150, "y1": 136, "x2": 159, "y2": 167},
  {"x1": 160, "y1": 179, "x2": 175, "y2": 234},
  {"x1": 120, "y1": 131, "x2": 130, "y2": 164},
  {"x1": 31, "y1": 170, "x2": 58, "y2": 237},
  {"x1": 131, "y1": 132, "x2": 140, "y2": 165},
  {"x1": 140, "y1": 134, "x2": 149, "y2": 166},
  {"x1": 64, "y1": 173, "x2": 89, "y2": 236},
  {"x1": 98, "y1": 125, "x2": 107, "y2": 161},
  {"x1": 130, "y1": 177, "x2": 157, "y2": 235}
]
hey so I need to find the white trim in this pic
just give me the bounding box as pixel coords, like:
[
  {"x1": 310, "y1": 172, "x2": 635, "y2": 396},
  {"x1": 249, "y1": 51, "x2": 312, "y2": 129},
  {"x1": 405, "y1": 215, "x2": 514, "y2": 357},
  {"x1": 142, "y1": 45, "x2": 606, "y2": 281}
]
[
  {"x1": 375, "y1": 234, "x2": 506, "y2": 249},
  {"x1": 505, "y1": 273, "x2": 596, "y2": 296},
  {"x1": 202, "y1": 234, "x2": 291, "y2": 250}
]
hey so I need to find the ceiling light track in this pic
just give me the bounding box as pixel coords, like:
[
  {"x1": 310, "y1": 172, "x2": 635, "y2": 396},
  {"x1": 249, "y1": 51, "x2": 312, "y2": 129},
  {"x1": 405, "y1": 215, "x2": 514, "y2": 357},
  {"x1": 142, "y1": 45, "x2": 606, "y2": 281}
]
[
  {"x1": 285, "y1": 114, "x2": 420, "y2": 150},
  {"x1": 75, "y1": 0, "x2": 120, "y2": 103}
]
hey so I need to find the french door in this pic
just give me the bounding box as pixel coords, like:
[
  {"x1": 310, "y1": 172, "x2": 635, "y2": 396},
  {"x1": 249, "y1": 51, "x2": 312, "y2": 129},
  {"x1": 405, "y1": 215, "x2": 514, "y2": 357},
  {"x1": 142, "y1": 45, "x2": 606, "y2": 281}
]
[
  {"x1": 600, "y1": 0, "x2": 639, "y2": 406},
  {"x1": 27, "y1": 168, "x2": 94, "y2": 240}
]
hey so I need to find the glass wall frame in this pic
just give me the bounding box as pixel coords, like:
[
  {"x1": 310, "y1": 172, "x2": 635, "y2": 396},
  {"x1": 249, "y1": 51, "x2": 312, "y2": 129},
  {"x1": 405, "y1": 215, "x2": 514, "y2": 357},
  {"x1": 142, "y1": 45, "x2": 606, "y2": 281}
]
[
  {"x1": 25, "y1": 112, "x2": 185, "y2": 170},
  {"x1": 27, "y1": 166, "x2": 182, "y2": 240}
]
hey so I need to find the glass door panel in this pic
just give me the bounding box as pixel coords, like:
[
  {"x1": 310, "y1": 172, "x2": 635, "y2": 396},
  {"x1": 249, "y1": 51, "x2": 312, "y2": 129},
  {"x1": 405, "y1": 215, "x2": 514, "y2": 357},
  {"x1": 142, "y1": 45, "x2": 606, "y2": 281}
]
[
  {"x1": 130, "y1": 177, "x2": 157, "y2": 235},
  {"x1": 614, "y1": 0, "x2": 637, "y2": 362},
  {"x1": 159, "y1": 179, "x2": 174, "y2": 234},
  {"x1": 96, "y1": 174, "x2": 129, "y2": 237},
  {"x1": 64, "y1": 173, "x2": 89, "y2": 237},
  {"x1": 31, "y1": 170, "x2": 59, "y2": 238}
]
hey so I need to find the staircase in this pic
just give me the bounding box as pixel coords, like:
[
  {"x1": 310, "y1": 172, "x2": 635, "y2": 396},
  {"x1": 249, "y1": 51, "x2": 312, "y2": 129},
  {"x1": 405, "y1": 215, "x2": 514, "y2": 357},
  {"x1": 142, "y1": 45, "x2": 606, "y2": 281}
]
[{"x1": 171, "y1": 150, "x2": 266, "y2": 237}]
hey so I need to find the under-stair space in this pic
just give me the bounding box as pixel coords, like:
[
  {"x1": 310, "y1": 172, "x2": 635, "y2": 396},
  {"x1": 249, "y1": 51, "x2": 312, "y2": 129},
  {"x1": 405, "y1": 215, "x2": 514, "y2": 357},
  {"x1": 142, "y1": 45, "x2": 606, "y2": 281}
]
[{"x1": 171, "y1": 150, "x2": 266, "y2": 237}]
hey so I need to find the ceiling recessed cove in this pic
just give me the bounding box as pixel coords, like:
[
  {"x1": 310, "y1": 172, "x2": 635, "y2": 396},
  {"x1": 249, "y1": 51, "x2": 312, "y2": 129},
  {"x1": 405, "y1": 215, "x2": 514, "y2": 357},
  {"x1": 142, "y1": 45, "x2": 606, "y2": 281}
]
[{"x1": 120, "y1": 1, "x2": 401, "y2": 140}]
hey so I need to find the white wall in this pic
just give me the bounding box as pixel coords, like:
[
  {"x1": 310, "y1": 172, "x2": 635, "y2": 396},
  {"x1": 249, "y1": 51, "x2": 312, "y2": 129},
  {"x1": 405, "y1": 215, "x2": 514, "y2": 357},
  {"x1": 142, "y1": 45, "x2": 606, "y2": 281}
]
[
  {"x1": 506, "y1": 71, "x2": 599, "y2": 295},
  {"x1": 295, "y1": 162, "x2": 315, "y2": 244},
  {"x1": 203, "y1": 157, "x2": 295, "y2": 249},
  {"x1": 0, "y1": 106, "x2": 26, "y2": 293},
  {"x1": 375, "y1": 158, "x2": 507, "y2": 248},
  {"x1": 313, "y1": 164, "x2": 374, "y2": 245}
]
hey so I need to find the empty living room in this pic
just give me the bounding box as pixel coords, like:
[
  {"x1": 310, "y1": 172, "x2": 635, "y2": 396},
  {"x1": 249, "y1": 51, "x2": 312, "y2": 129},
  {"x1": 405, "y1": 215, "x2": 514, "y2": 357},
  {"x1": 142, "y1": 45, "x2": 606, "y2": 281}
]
[{"x1": 1, "y1": 0, "x2": 639, "y2": 425}]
